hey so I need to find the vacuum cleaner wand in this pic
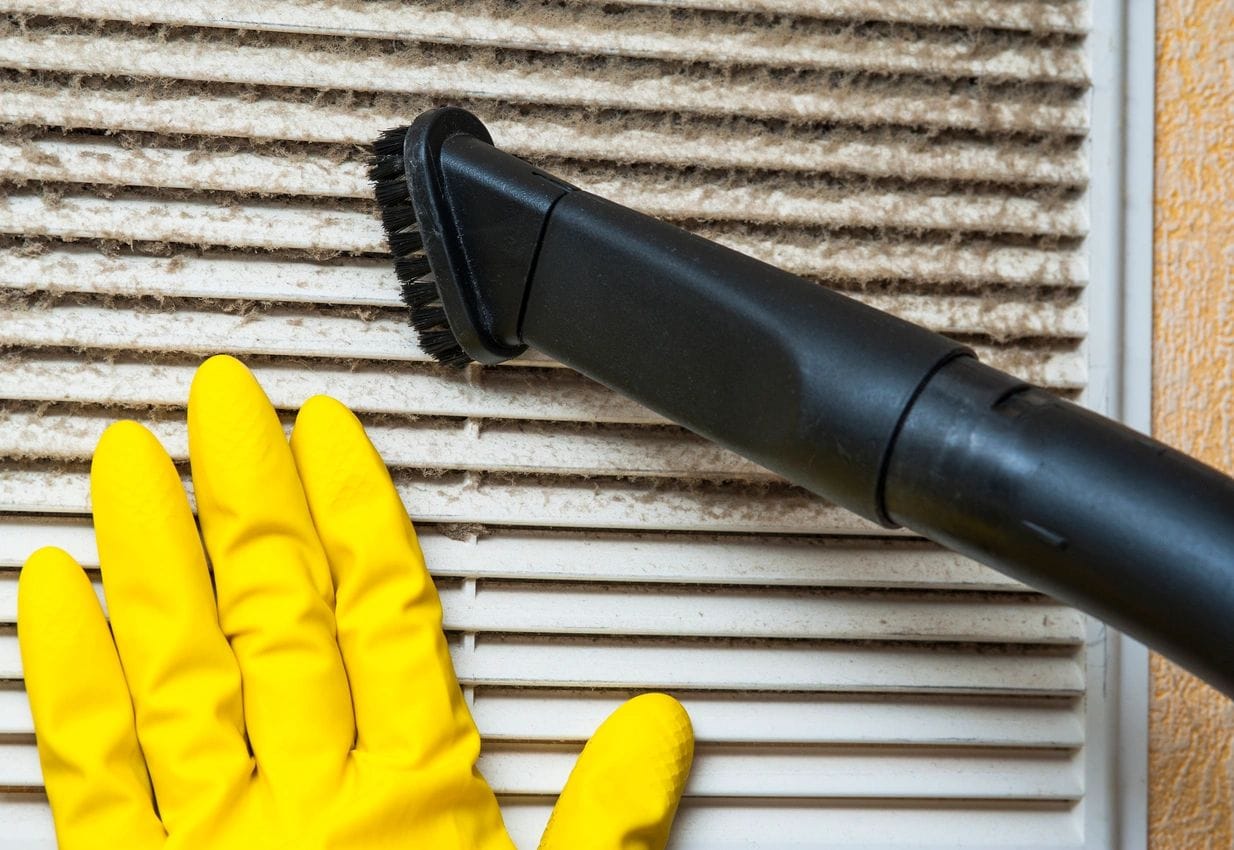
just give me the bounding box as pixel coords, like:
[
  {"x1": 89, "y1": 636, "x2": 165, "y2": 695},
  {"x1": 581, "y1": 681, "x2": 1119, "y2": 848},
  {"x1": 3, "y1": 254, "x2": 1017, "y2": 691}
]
[{"x1": 372, "y1": 107, "x2": 1234, "y2": 697}]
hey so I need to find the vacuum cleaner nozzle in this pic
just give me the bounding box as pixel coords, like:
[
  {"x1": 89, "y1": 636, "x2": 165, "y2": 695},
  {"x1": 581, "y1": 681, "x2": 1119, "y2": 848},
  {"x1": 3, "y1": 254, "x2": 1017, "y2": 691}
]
[
  {"x1": 371, "y1": 106, "x2": 1234, "y2": 699},
  {"x1": 370, "y1": 107, "x2": 576, "y2": 368}
]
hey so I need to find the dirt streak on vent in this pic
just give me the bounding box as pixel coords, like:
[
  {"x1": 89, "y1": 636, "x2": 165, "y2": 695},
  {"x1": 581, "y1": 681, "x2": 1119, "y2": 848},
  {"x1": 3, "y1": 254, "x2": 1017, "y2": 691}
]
[
  {"x1": 0, "y1": 134, "x2": 1088, "y2": 237},
  {"x1": 0, "y1": 72, "x2": 1091, "y2": 184},
  {"x1": 0, "y1": 18, "x2": 1090, "y2": 134}
]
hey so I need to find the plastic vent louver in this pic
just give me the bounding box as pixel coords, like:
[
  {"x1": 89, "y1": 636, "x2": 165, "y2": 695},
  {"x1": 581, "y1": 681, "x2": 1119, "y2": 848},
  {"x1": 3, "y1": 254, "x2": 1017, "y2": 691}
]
[{"x1": 0, "y1": 1, "x2": 1102, "y2": 846}]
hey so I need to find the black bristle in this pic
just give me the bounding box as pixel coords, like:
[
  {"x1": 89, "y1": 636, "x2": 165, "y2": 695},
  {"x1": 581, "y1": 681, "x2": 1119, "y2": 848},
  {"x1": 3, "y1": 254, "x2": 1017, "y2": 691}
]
[
  {"x1": 380, "y1": 203, "x2": 418, "y2": 235},
  {"x1": 372, "y1": 126, "x2": 409, "y2": 158},
  {"x1": 367, "y1": 154, "x2": 404, "y2": 183},
  {"x1": 411, "y1": 305, "x2": 448, "y2": 329},
  {"x1": 437, "y1": 349, "x2": 474, "y2": 369},
  {"x1": 394, "y1": 255, "x2": 431, "y2": 282},
  {"x1": 400, "y1": 278, "x2": 439, "y2": 309},
  {"x1": 388, "y1": 229, "x2": 424, "y2": 258},
  {"x1": 374, "y1": 179, "x2": 411, "y2": 208},
  {"x1": 372, "y1": 124, "x2": 472, "y2": 370},
  {"x1": 404, "y1": 285, "x2": 473, "y2": 369},
  {"x1": 418, "y1": 328, "x2": 471, "y2": 369}
]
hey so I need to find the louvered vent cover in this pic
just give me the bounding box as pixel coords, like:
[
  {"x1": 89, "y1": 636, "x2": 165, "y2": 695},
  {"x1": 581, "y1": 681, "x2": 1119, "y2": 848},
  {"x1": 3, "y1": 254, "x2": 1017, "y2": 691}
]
[{"x1": 0, "y1": 2, "x2": 1108, "y2": 847}]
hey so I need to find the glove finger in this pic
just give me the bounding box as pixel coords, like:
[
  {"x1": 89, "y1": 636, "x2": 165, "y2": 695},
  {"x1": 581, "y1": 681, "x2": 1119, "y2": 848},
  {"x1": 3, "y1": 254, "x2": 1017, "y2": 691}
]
[
  {"x1": 539, "y1": 694, "x2": 694, "y2": 850},
  {"x1": 92, "y1": 420, "x2": 251, "y2": 831},
  {"x1": 289, "y1": 396, "x2": 486, "y2": 767},
  {"x1": 188, "y1": 355, "x2": 353, "y2": 796},
  {"x1": 18, "y1": 547, "x2": 165, "y2": 850}
]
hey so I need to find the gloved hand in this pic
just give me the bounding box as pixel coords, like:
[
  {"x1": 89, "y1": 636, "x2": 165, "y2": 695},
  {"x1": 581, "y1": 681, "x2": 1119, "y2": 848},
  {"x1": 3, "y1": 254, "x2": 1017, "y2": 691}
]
[{"x1": 18, "y1": 354, "x2": 693, "y2": 850}]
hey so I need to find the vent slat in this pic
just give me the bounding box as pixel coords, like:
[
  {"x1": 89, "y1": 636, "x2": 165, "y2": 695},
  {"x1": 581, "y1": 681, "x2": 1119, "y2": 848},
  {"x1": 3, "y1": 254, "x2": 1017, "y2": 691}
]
[
  {"x1": 0, "y1": 28, "x2": 1089, "y2": 133},
  {"x1": 0, "y1": 303, "x2": 1088, "y2": 388},
  {"x1": 0, "y1": 573, "x2": 1081, "y2": 643},
  {"x1": 470, "y1": 691, "x2": 1084, "y2": 747},
  {"x1": 501, "y1": 799, "x2": 1084, "y2": 849},
  {"x1": 0, "y1": 354, "x2": 670, "y2": 425},
  {"x1": 0, "y1": 194, "x2": 1088, "y2": 288},
  {"x1": 443, "y1": 585, "x2": 1083, "y2": 643},
  {"x1": 0, "y1": 633, "x2": 1085, "y2": 694},
  {"x1": 453, "y1": 638, "x2": 1085, "y2": 694},
  {"x1": 0, "y1": 409, "x2": 771, "y2": 480},
  {"x1": 571, "y1": 0, "x2": 1090, "y2": 34},
  {"x1": 0, "y1": 248, "x2": 1088, "y2": 339},
  {"x1": 702, "y1": 226, "x2": 1087, "y2": 289},
  {"x1": 0, "y1": 0, "x2": 1089, "y2": 83},
  {"x1": 0, "y1": 469, "x2": 895, "y2": 535},
  {"x1": 0, "y1": 81, "x2": 1089, "y2": 184},
  {"x1": 0, "y1": 138, "x2": 1089, "y2": 236},
  {"x1": 0, "y1": 517, "x2": 1024, "y2": 590},
  {"x1": 0, "y1": 740, "x2": 1084, "y2": 799},
  {"x1": 0, "y1": 795, "x2": 1086, "y2": 850},
  {"x1": 483, "y1": 745, "x2": 1085, "y2": 800},
  {"x1": 0, "y1": 688, "x2": 1082, "y2": 747}
]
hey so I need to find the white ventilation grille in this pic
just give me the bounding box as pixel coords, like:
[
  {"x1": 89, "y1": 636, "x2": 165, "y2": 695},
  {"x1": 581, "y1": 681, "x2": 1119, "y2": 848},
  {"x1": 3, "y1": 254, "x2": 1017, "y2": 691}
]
[{"x1": 0, "y1": 2, "x2": 1101, "y2": 846}]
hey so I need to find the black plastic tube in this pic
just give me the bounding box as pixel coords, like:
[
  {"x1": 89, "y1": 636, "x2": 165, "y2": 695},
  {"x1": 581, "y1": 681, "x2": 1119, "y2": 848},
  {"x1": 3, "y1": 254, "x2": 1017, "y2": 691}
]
[
  {"x1": 403, "y1": 107, "x2": 1234, "y2": 697},
  {"x1": 523, "y1": 190, "x2": 969, "y2": 525},
  {"x1": 884, "y1": 357, "x2": 1234, "y2": 693}
]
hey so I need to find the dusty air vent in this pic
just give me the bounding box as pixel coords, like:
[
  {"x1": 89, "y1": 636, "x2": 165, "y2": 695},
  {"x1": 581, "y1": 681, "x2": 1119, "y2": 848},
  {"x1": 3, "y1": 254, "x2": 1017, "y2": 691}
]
[{"x1": 0, "y1": 1, "x2": 1097, "y2": 847}]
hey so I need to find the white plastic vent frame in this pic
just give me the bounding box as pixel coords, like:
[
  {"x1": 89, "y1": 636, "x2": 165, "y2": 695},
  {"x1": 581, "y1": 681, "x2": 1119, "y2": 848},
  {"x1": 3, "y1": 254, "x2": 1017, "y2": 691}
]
[
  {"x1": 1080, "y1": 0, "x2": 1154, "y2": 846},
  {"x1": 0, "y1": 0, "x2": 1155, "y2": 847}
]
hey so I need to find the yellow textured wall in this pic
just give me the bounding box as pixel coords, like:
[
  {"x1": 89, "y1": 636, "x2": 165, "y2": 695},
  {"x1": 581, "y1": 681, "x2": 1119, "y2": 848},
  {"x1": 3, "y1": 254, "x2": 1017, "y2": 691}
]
[{"x1": 1152, "y1": 0, "x2": 1234, "y2": 845}]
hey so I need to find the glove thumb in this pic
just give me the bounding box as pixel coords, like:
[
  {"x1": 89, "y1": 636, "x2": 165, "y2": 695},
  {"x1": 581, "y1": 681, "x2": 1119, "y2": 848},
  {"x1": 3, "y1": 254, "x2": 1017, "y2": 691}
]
[{"x1": 538, "y1": 693, "x2": 693, "y2": 850}]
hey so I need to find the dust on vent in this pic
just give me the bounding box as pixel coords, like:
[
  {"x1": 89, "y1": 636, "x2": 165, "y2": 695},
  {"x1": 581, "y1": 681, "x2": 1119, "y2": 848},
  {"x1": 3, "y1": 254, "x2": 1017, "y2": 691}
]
[{"x1": 0, "y1": 0, "x2": 1115, "y2": 847}]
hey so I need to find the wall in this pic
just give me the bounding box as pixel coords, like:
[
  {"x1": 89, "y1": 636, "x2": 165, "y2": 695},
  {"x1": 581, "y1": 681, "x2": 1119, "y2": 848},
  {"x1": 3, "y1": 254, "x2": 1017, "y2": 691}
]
[{"x1": 1152, "y1": 0, "x2": 1234, "y2": 845}]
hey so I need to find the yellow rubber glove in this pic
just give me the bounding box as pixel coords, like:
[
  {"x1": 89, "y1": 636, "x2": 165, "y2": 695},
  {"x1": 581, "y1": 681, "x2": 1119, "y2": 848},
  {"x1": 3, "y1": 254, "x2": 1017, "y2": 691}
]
[{"x1": 19, "y1": 354, "x2": 693, "y2": 850}]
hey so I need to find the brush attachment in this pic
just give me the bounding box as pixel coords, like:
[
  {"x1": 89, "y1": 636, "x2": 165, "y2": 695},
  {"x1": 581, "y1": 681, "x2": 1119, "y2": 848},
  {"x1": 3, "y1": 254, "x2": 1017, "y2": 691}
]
[
  {"x1": 368, "y1": 126, "x2": 471, "y2": 368},
  {"x1": 369, "y1": 108, "x2": 574, "y2": 369}
]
